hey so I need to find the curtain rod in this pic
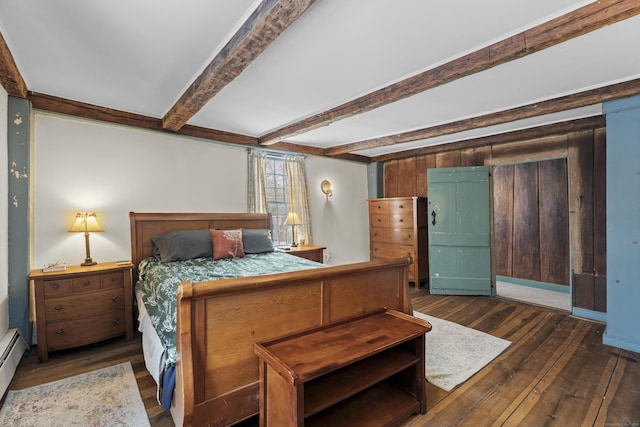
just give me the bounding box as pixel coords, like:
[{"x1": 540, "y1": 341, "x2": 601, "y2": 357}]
[{"x1": 246, "y1": 148, "x2": 306, "y2": 158}]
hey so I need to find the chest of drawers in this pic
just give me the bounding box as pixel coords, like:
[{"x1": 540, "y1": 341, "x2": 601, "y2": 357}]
[
  {"x1": 368, "y1": 197, "x2": 428, "y2": 287},
  {"x1": 30, "y1": 262, "x2": 134, "y2": 362}
]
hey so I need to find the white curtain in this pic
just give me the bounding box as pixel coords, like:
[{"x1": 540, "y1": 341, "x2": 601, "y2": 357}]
[
  {"x1": 285, "y1": 154, "x2": 313, "y2": 244},
  {"x1": 247, "y1": 150, "x2": 267, "y2": 213}
]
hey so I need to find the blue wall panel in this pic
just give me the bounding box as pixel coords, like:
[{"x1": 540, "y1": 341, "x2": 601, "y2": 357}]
[{"x1": 603, "y1": 94, "x2": 640, "y2": 352}]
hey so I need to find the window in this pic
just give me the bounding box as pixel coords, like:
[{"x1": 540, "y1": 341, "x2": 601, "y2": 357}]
[{"x1": 265, "y1": 155, "x2": 290, "y2": 246}]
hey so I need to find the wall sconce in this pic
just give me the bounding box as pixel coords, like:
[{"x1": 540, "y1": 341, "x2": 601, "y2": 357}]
[
  {"x1": 69, "y1": 212, "x2": 103, "y2": 266},
  {"x1": 284, "y1": 212, "x2": 302, "y2": 247},
  {"x1": 321, "y1": 180, "x2": 332, "y2": 200}
]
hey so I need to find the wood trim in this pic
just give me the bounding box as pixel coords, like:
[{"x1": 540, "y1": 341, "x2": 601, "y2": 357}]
[
  {"x1": 29, "y1": 92, "x2": 256, "y2": 145},
  {"x1": 162, "y1": 0, "x2": 318, "y2": 132},
  {"x1": 328, "y1": 79, "x2": 640, "y2": 156},
  {"x1": 0, "y1": 30, "x2": 27, "y2": 98},
  {"x1": 29, "y1": 92, "x2": 373, "y2": 162},
  {"x1": 259, "y1": 0, "x2": 640, "y2": 146},
  {"x1": 30, "y1": 92, "x2": 165, "y2": 131}
]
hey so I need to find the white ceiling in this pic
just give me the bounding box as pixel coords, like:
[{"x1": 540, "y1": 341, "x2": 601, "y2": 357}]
[{"x1": 0, "y1": 0, "x2": 638, "y2": 159}]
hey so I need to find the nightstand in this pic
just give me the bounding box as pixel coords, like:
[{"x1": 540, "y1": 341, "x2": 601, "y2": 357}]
[
  {"x1": 281, "y1": 244, "x2": 326, "y2": 263},
  {"x1": 30, "y1": 261, "x2": 134, "y2": 362}
]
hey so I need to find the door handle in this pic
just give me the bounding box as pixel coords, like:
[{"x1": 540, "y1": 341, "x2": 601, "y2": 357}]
[{"x1": 431, "y1": 210, "x2": 436, "y2": 226}]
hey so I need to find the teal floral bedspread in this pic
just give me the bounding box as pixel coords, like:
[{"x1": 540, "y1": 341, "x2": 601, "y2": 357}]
[{"x1": 137, "y1": 251, "x2": 323, "y2": 365}]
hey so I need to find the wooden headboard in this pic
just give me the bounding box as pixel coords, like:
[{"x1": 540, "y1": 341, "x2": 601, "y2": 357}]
[{"x1": 129, "y1": 212, "x2": 271, "y2": 269}]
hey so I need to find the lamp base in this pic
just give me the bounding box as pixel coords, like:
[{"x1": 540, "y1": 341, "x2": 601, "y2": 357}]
[
  {"x1": 81, "y1": 260, "x2": 97, "y2": 266},
  {"x1": 291, "y1": 242, "x2": 298, "y2": 247}
]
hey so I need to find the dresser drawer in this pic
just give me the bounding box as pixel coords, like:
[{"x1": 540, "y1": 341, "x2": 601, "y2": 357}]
[
  {"x1": 369, "y1": 200, "x2": 390, "y2": 214},
  {"x1": 370, "y1": 214, "x2": 390, "y2": 227},
  {"x1": 390, "y1": 213, "x2": 413, "y2": 228},
  {"x1": 371, "y1": 242, "x2": 416, "y2": 281},
  {"x1": 45, "y1": 310, "x2": 127, "y2": 352},
  {"x1": 371, "y1": 242, "x2": 415, "y2": 260},
  {"x1": 388, "y1": 199, "x2": 413, "y2": 214},
  {"x1": 371, "y1": 227, "x2": 415, "y2": 245},
  {"x1": 44, "y1": 288, "x2": 125, "y2": 322},
  {"x1": 43, "y1": 279, "x2": 72, "y2": 297}
]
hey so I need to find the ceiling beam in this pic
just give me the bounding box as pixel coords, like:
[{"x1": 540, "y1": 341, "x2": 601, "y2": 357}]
[
  {"x1": 371, "y1": 116, "x2": 606, "y2": 163},
  {"x1": 0, "y1": 30, "x2": 27, "y2": 98},
  {"x1": 162, "y1": 0, "x2": 317, "y2": 132},
  {"x1": 259, "y1": 0, "x2": 640, "y2": 146},
  {"x1": 325, "y1": 78, "x2": 640, "y2": 156}
]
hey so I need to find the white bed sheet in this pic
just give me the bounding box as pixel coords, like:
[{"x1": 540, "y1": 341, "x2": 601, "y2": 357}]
[{"x1": 135, "y1": 284, "x2": 165, "y2": 388}]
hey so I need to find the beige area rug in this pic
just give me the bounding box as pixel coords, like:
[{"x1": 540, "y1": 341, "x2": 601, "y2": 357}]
[
  {"x1": 414, "y1": 311, "x2": 511, "y2": 392},
  {"x1": 0, "y1": 361, "x2": 150, "y2": 427}
]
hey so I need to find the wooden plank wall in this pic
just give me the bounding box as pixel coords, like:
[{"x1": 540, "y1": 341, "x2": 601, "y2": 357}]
[
  {"x1": 493, "y1": 159, "x2": 570, "y2": 286},
  {"x1": 382, "y1": 125, "x2": 606, "y2": 312}
]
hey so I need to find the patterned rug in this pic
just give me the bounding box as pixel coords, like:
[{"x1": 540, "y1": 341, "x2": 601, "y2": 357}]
[
  {"x1": 414, "y1": 311, "x2": 511, "y2": 392},
  {"x1": 0, "y1": 361, "x2": 150, "y2": 427}
]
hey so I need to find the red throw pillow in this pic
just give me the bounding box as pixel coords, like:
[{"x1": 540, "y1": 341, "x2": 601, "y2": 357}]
[{"x1": 210, "y1": 229, "x2": 245, "y2": 260}]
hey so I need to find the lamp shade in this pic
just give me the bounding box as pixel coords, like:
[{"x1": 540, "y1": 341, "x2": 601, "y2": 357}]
[
  {"x1": 284, "y1": 212, "x2": 302, "y2": 226},
  {"x1": 69, "y1": 212, "x2": 103, "y2": 232}
]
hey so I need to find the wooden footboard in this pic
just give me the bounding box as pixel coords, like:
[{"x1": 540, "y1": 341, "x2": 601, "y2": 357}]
[{"x1": 175, "y1": 256, "x2": 412, "y2": 427}]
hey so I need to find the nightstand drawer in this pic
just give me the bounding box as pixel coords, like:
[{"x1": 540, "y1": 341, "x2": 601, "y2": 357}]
[
  {"x1": 45, "y1": 310, "x2": 127, "y2": 351},
  {"x1": 43, "y1": 279, "x2": 71, "y2": 297},
  {"x1": 101, "y1": 271, "x2": 124, "y2": 288},
  {"x1": 71, "y1": 275, "x2": 101, "y2": 293},
  {"x1": 44, "y1": 288, "x2": 125, "y2": 322}
]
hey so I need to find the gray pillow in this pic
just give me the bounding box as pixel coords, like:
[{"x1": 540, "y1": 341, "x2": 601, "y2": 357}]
[
  {"x1": 152, "y1": 229, "x2": 213, "y2": 262},
  {"x1": 242, "y1": 229, "x2": 274, "y2": 254}
]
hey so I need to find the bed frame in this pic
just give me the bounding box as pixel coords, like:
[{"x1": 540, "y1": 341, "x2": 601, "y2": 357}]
[{"x1": 130, "y1": 212, "x2": 413, "y2": 427}]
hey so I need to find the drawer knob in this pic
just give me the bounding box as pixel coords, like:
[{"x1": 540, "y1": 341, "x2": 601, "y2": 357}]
[
  {"x1": 51, "y1": 283, "x2": 60, "y2": 290},
  {"x1": 113, "y1": 319, "x2": 120, "y2": 325},
  {"x1": 56, "y1": 329, "x2": 64, "y2": 337},
  {"x1": 112, "y1": 296, "x2": 119, "y2": 302},
  {"x1": 83, "y1": 280, "x2": 91, "y2": 286},
  {"x1": 54, "y1": 305, "x2": 62, "y2": 311},
  {"x1": 399, "y1": 218, "x2": 404, "y2": 222},
  {"x1": 111, "y1": 276, "x2": 118, "y2": 282},
  {"x1": 399, "y1": 205, "x2": 404, "y2": 208}
]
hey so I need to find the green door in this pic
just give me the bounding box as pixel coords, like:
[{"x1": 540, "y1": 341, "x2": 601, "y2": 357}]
[{"x1": 428, "y1": 166, "x2": 493, "y2": 295}]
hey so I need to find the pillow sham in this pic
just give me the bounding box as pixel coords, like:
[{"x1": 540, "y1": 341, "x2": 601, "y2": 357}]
[
  {"x1": 210, "y1": 229, "x2": 245, "y2": 260},
  {"x1": 151, "y1": 229, "x2": 213, "y2": 262},
  {"x1": 242, "y1": 229, "x2": 274, "y2": 254}
]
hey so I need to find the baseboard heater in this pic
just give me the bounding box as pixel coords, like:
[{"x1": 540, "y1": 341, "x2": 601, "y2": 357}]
[{"x1": 0, "y1": 329, "x2": 28, "y2": 398}]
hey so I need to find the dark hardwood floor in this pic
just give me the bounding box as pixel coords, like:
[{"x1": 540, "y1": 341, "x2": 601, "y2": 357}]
[{"x1": 4, "y1": 287, "x2": 639, "y2": 426}]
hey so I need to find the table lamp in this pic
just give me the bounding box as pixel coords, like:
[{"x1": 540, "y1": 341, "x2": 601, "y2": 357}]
[
  {"x1": 284, "y1": 212, "x2": 302, "y2": 247},
  {"x1": 69, "y1": 212, "x2": 103, "y2": 266}
]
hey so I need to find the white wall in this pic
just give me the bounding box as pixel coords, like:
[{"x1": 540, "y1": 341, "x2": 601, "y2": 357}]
[
  {"x1": 32, "y1": 112, "x2": 370, "y2": 268},
  {"x1": 0, "y1": 86, "x2": 8, "y2": 334},
  {"x1": 305, "y1": 155, "x2": 370, "y2": 265}
]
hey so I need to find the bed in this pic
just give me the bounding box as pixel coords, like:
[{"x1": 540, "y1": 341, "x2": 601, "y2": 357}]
[{"x1": 130, "y1": 212, "x2": 413, "y2": 427}]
